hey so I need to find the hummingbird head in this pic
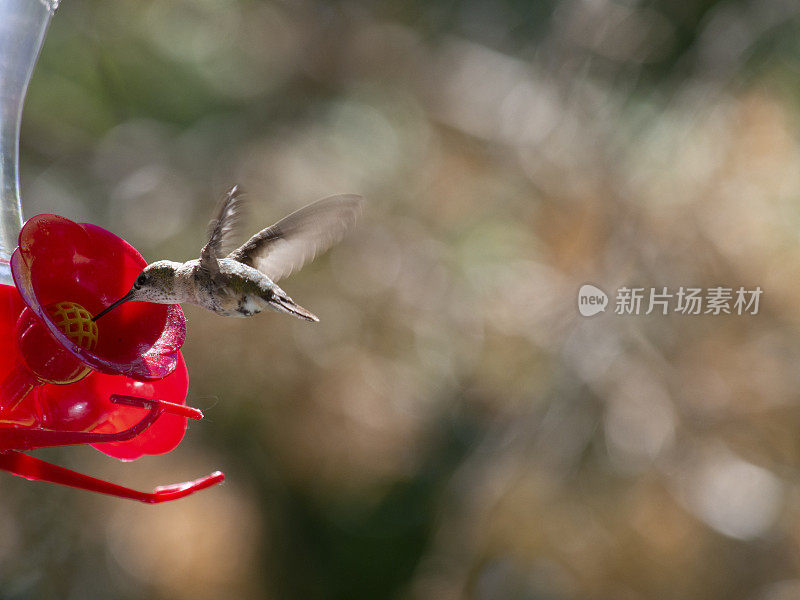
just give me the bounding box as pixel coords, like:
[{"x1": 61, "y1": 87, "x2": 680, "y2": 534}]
[{"x1": 93, "y1": 260, "x2": 182, "y2": 321}]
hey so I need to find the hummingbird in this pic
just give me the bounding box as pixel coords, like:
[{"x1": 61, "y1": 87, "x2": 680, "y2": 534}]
[{"x1": 92, "y1": 186, "x2": 363, "y2": 322}]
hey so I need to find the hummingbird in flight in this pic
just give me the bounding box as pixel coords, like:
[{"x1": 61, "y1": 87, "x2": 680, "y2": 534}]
[{"x1": 93, "y1": 186, "x2": 363, "y2": 322}]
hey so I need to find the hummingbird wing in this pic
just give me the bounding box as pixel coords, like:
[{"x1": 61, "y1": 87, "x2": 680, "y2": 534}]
[
  {"x1": 200, "y1": 185, "x2": 246, "y2": 277},
  {"x1": 227, "y1": 194, "x2": 363, "y2": 282}
]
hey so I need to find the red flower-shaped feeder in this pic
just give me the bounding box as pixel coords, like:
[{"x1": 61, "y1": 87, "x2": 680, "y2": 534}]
[{"x1": 0, "y1": 215, "x2": 223, "y2": 503}]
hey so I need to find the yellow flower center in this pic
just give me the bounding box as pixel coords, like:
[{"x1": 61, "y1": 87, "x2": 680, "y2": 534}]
[{"x1": 47, "y1": 301, "x2": 98, "y2": 352}]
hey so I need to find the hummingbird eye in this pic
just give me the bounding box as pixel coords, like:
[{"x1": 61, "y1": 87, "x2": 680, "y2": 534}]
[{"x1": 134, "y1": 273, "x2": 148, "y2": 288}]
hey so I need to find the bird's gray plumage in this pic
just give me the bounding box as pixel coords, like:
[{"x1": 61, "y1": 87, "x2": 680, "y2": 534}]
[
  {"x1": 228, "y1": 193, "x2": 363, "y2": 282},
  {"x1": 93, "y1": 187, "x2": 363, "y2": 322},
  {"x1": 200, "y1": 185, "x2": 246, "y2": 278},
  {"x1": 178, "y1": 258, "x2": 320, "y2": 320}
]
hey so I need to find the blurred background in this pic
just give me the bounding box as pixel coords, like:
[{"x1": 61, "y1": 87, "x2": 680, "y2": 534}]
[{"x1": 4, "y1": 0, "x2": 800, "y2": 598}]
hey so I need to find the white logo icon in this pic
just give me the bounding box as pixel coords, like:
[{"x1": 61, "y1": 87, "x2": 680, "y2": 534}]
[{"x1": 578, "y1": 284, "x2": 608, "y2": 317}]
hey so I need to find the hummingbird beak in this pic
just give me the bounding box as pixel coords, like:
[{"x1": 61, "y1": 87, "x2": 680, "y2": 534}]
[{"x1": 92, "y1": 290, "x2": 135, "y2": 321}]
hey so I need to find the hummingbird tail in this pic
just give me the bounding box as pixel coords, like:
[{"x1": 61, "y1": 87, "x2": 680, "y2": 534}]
[{"x1": 269, "y1": 293, "x2": 320, "y2": 322}]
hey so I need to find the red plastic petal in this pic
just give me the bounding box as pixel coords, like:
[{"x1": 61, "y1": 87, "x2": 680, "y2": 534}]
[
  {"x1": 0, "y1": 276, "x2": 188, "y2": 460},
  {"x1": 11, "y1": 215, "x2": 185, "y2": 380},
  {"x1": 36, "y1": 354, "x2": 190, "y2": 461}
]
